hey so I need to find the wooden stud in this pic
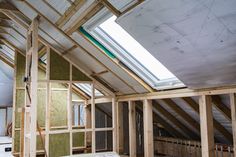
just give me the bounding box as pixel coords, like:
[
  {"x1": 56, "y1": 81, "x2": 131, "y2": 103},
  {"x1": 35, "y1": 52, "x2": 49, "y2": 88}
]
[
  {"x1": 230, "y1": 93, "x2": 236, "y2": 157},
  {"x1": 116, "y1": 102, "x2": 124, "y2": 154},
  {"x1": 143, "y1": 99, "x2": 154, "y2": 157},
  {"x1": 128, "y1": 101, "x2": 136, "y2": 157},
  {"x1": 112, "y1": 97, "x2": 117, "y2": 152},
  {"x1": 91, "y1": 83, "x2": 96, "y2": 153},
  {"x1": 45, "y1": 46, "x2": 50, "y2": 157},
  {"x1": 199, "y1": 95, "x2": 214, "y2": 157}
]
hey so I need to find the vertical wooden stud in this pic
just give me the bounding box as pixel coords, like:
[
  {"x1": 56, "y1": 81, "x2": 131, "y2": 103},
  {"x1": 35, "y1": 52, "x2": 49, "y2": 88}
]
[
  {"x1": 128, "y1": 101, "x2": 136, "y2": 157},
  {"x1": 230, "y1": 93, "x2": 236, "y2": 157},
  {"x1": 143, "y1": 99, "x2": 154, "y2": 157},
  {"x1": 91, "y1": 83, "x2": 96, "y2": 153},
  {"x1": 45, "y1": 46, "x2": 50, "y2": 157},
  {"x1": 116, "y1": 102, "x2": 124, "y2": 154},
  {"x1": 112, "y1": 97, "x2": 117, "y2": 152},
  {"x1": 199, "y1": 95, "x2": 214, "y2": 157}
]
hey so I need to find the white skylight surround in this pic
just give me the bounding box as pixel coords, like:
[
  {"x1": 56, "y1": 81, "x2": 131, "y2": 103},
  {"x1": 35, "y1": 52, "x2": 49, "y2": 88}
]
[{"x1": 89, "y1": 16, "x2": 184, "y2": 89}]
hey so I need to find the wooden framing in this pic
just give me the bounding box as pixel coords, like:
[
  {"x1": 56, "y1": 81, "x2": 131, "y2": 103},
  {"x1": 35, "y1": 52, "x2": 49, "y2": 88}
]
[
  {"x1": 116, "y1": 102, "x2": 124, "y2": 154},
  {"x1": 21, "y1": 17, "x2": 39, "y2": 157},
  {"x1": 118, "y1": 86, "x2": 236, "y2": 101},
  {"x1": 143, "y1": 99, "x2": 154, "y2": 157},
  {"x1": 182, "y1": 97, "x2": 232, "y2": 142},
  {"x1": 3, "y1": 1, "x2": 236, "y2": 156},
  {"x1": 199, "y1": 95, "x2": 214, "y2": 157},
  {"x1": 230, "y1": 93, "x2": 236, "y2": 157},
  {"x1": 128, "y1": 101, "x2": 136, "y2": 157},
  {"x1": 162, "y1": 99, "x2": 200, "y2": 133},
  {"x1": 91, "y1": 83, "x2": 96, "y2": 153},
  {"x1": 153, "y1": 101, "x2": 197, "y2": 139}
]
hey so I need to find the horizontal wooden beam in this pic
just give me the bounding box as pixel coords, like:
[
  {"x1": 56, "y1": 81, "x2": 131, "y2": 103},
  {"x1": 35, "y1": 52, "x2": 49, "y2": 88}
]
[{"x1": 118, "y1": 86, "x2": 236, "y2": 101}]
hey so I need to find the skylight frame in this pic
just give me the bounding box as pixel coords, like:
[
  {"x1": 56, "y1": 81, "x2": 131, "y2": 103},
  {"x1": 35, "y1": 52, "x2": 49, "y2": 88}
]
[{"x1": 85, "y1": 16, "x2": 185, "y2": 90}]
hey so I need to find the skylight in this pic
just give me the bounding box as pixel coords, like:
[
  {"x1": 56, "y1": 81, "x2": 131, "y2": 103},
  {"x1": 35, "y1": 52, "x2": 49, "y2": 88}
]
[
  {"x1": 99, "y1": 16, "x2": 175, "y2": 80},
  {"x1": 86, "y1": 16, "x2": 184, "y2": 89}
]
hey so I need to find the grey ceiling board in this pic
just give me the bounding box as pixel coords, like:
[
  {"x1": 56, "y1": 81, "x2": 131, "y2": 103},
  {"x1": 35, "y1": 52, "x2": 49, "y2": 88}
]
[{"x1": 117, "y1": 0, "x2": 236, "y2": 89}]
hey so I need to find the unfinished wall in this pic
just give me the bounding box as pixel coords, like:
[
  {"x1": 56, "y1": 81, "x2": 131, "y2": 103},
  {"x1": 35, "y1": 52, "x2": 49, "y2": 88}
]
[{"x1": 12, "y1": 49, "x2": 92, "y2": 156}]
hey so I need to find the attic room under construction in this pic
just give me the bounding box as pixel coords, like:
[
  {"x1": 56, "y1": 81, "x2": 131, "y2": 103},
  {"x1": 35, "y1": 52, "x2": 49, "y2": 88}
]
[{"x1": 0, "y1": 0, "x2": 236, "y2": 157}]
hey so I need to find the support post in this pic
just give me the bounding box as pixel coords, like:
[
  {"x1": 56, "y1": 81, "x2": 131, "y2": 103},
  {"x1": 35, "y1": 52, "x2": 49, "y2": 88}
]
[
  {"x1": 230, "y1": 93, "x2": 236, "y2": 157},
  {"x1": 143, "y1": 99, "x2": 154, "y2": 157},
  {"x1": 23, "y1": 17, "x2": 39, "y2": 157},
  {"x1": 199, "y1": 95, "x2": 214, "y2": 157},
  {"x1": 128, "y1": 101, "x2": 136, "y2": 157},
  {"x1": 112, "y1": 97, "x2": 117, "y2": 152},
  {"x1": 117, "y1": 102, "x2": 124, "y2": 154},
  {"x1": 91, "y1": 83, "x2": 96, "y2": 153}
]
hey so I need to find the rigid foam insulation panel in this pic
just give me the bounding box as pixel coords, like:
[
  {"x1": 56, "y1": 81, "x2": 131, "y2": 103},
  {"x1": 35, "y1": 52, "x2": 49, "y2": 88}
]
[
  {"x1": 50, "y1": 50, "x2": 70, "y2": 80},
  {"x1": 72, "y1": 65, "x2": 91, "y2": 81},
  {"x1": 72, "y1": 132, "x2": 85, "y2": 148},
  {"x1": 15, "y1": 89, "x2": 25, "y2": 128},
  {"x1": 49, "y1": 133, "x2": 70, "y2": 157},
  {"x1": 50, "y1": 90, "x2": 68, "y2": 128},
  {"x1": 37, "y1": 88, "x2": 46, "y2": 127},
  {"x1": 16, "y1": 53, "x2": 25, "y2": 88}
]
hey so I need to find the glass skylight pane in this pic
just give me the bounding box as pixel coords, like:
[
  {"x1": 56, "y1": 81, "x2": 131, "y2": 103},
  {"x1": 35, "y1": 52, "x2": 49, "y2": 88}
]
[{"x1": 99, "y1": 16, "x2": 175, "y2": 80}]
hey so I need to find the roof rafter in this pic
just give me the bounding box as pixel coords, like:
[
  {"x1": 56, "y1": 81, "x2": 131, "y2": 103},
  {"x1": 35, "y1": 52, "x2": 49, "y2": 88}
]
[
  {"x1": 153, "y1": 100, "x2": 199, "y2": 140},
  {"x1": 162, "y1": 99, "x2": 200, "y2": 133},
  {"x1": 0, "y1": 7, "x2": 115, "y2": 97},
  {"x1": 56, "y1": 0, "x2": 86, "y2": 28},
  {"x1": 212, "y1": 95, "x2": 231, "y2": 121}
]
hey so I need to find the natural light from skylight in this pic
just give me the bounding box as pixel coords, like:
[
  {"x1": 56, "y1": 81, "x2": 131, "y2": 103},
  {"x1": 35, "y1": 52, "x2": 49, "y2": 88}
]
[{"x1": 99, "y1": 16, "x2": 175, "y2": 80}]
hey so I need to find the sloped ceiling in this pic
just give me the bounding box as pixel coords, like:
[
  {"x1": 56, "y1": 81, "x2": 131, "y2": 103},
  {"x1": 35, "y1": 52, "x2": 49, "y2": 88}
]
[
  {"x1": 0, "y1": 60, "x2": 13, "y2": 106},
  {"x1": 117, "y1": 0, "x2": 236, "y2": 89}
]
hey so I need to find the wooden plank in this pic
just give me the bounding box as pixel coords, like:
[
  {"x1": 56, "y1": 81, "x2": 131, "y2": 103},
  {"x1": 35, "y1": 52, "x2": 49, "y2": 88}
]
[
  {"x1": 91, "y1": 83, "x2": 95, "y2": 153},
  {"x1": 230, "y1": 93, "x2": 236, "y2": 157},
  {"x1": 118, "y1": 86, "x2": 236, "y2": 102},
  {"x1": 199, "y1": 95, "x2": 214, "y2": 157},
  {"x1": 143, "y1": 99, "x2": 154, "y2": 157},
  {"x1": 116, "y1": 102, "x2": 124, "y2": 154},
  {"x1": 56, "y1": 0, "x2": 86, "y2": 28},
  {"x1": 65, "y1": 1, "x2": 104, "y2": 35},
  {"x1": 112, "y1": 97, "x2": 117, "y2": 152},
  {"x1": 98, "y1": 0, "x2": 121, "y2": 16},
  {"x1": 128, "y1": 101, "x2": 136, "y2": 157}
]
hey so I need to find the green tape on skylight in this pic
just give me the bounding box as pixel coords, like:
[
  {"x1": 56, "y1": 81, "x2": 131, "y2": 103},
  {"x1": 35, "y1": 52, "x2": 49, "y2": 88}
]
[{"x1": 79, "y1": 27, "x2": 116, "y2": 59}]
